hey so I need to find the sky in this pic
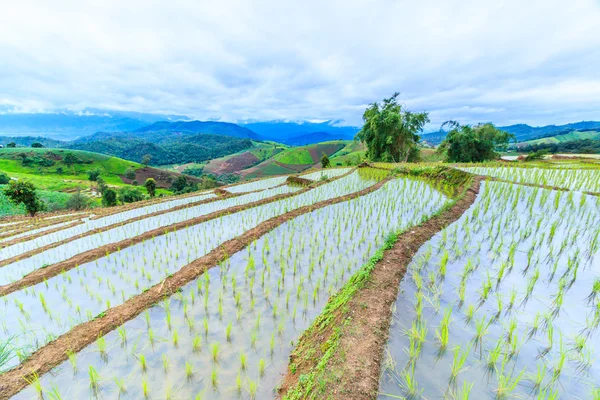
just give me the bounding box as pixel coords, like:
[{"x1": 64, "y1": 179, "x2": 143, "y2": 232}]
[{"x1": 1, "y1": 0, "x2": 600, "y2": 128}]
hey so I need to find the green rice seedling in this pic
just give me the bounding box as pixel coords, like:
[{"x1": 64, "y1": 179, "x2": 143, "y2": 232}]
[
  {"x1": 235, "y1": 372, "x2": 242, "y2": 392},
  {"x1": 528, "y1": 313, "x2": 541, "y2": 339},
  {"x1": 528, "y1": 364, "x2": 547, "y2": 394},
  {"x1": 66, "y1": 350, "x2": 77, "y2": 374},
  {"x1": 45, "y1": 385, "x2": 63, "y2": 400},
  {"x1": 211, "y1": 367, "x2": 219, "y2": 388},
  {"x1": 439, "y1": 250, "x2": 449, "y2": 278},
  {"x1": 226, "y1": 322, "x2": 232, "y2": 342},
  {"x1": 270, "y1": 333, "x2": 276, "y2": 354},
  {"x1": 142, "y1": 377, "x2": 149, "y2": 398},
  {"x1": 192, "y1": 335, "x2": 202, "y2": 352},
  {"x1": 23, "y1": 372, "x2": 43, "y2": 398},
  {"x1": 258, "y1": 358, "x2": 266, "y2": 377},
  {"x1": 436, "y1": 308, "x2": 452, "y2": 351},
  {"x1": 138, "y1": 353, "x2": 147, "y2": 372},
  {"x1": 449, "y1": 346, "x2": 470, "y2": 385},
  {"x1": 248, "y1": 379, "x2": 258, "y2": 399},
  {"x1": 495, "y1": 366, "x2": 525, "y2": 399},
  {"x1": 472, "y1": 316, "x2": 490, "y2": 354},
  {"x1": 172, "y1": 329, "x2": 179, "y2": 347},
  {"x1": 551, "y1": 336, "x2": 567, "y2": 381},
  {"x1": 88, "y1": 365, "x2": 100, "y2": 393},
  {"x1": 185, "y1": 361, "x2": 194, "y2": 380},
  {"x1": 162, "y1": 353, "x2": 170, "y2": 372},
  {"x1": 117, "y1": 326, "x2": 127, "y2": 345},
  {"x1": 114, "y1": 377, "x2": 127, "y2": 394},
  {"x1": 486, "y1": 338, "x2": 503, "y2": 373},
  {"x1": 465, "y1": 304, "x2": 475, "y2": 324},
  {"x1": 211, "y1": 342, "x2": 220, "y2": 362},
  {"x1": 240, "y1": 352, "x2": 248, "y2": 370}
]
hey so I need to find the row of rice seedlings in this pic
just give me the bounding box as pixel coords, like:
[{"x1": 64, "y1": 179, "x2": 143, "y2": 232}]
[
  {"x1": 380, "y1": 180, "x2": 600, "y2": 399},
  {"x1": 460, "y1": 166, "x2": 600, "y2": 193},
  {"x1": 12, "y1": 176, "x2": 449, "y2": 399},
  {"x1": 0, "y1": 190, "x2": 217, "y2": 262},
  {"x1": 0, "y1": 185, "x2": 299, "y2": 285}
]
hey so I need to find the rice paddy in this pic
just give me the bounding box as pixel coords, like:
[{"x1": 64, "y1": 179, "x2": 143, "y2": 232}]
[{"x1": 2, "y1": 163, "x2": 599, "y2": 400}]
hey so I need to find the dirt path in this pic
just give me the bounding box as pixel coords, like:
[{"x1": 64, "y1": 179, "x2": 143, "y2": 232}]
[
  {"x1": 278, "y1": 177, "x2": 483, "y2": 400},
  {"x1": 0, "y1": 175, "x2": 387, "y2": 399}
]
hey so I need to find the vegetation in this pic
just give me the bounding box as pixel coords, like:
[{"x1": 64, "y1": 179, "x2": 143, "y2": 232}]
[
  {"x1": 0, "y1": 172, "x2": 9, "y2": 184},
  {"x1": 3, "y1": 180, "x2": 45, "y2": 216},
  {"x1": 144, "y1": 178, "x2": 156, "y2": 197},
  {"x1": 356, "y1": 93, "x2": 429, "y2": 162},
  {"x1": 117, "y1": 187, "x2": 145, "y2": 203},
  {"x1": 438, "y1": 121, "x2": 514, "y2": 162},
  {"x1": 102, "y1": 188, "x2": 118, "y2": 207},
  {"x1": 65, "y1": 189, "x2": 90, "y2": 210},
  {"x1": 519, "y1": 138, "x2": 600, "y2": 154},
  {"x1": 320, "y1": 153, "x2": 331, "y2": 168}
]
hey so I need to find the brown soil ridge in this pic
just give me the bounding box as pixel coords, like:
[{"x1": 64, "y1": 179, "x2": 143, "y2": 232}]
[
  {"x1": 277, "y1": 177, "x2": 483, "y2": 400},
  {"x1": 0, "y1": 169, "x2": 356, "y2": 296},
  {"x1": 0, "y1": 194, "x2": 236, "y2": 269},
  {"x1": 0, "y1": 176, "x2": 389, "y2": 399},
  {"x1": 286, "y1": 176, "x2": 314, "y2": 186}
]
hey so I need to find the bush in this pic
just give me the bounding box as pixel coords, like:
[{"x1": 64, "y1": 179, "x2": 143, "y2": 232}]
[
  {"x1": 102, "y1": 188, "x2": 118, "y2": 207},
  {"x1": 144, "y1": 178, "x2": 156, "y2": 198},
  {"x1": 46, "y1": 202, "x2": 64, "y2": 212},
  {"x1": 87, "y1": 168, "x2": 101, "y2": 181},
  {"x1": 31, "y1": 142, "x2": 44, "y2": 148},
  {"x1": 118, "y1": 187, "x2": 145, "y2": 203},
  {"x1": 66, "y1": 190, "x2": 90, "y2": 210},
  {"x1": 0, "y1": 173, "x2": 9, "y2": 185},
  {"x1": 124, "y1": 167, "x2": 136, "y2": 180},
  {"x1": 56, "y1": 167, "x2": 64, "y2": 174},
  {"x1": 3, "y1": 180, "x2": 45, "y2": 217}
]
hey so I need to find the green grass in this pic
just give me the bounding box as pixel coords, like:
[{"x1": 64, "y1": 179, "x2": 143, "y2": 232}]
[
  {"x1": 518, "y1": 130, "x2": 600, "y2": 146},
  {"x1": 274, "y1": 149, "x2": 315, "y2": 164}
]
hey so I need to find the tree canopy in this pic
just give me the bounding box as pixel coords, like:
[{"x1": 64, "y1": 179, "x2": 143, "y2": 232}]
[
  {"x1": 439, "y1": 122, "x2": 515, "y2": 163},
  {"x1": 3, "y1": 180, "x2": 45, "y2": 217},
  {"x1": 356, "y1": 93, "x2": 429, "y2": 162},
  {"x1": 144, "y1": 178, "x2": 156, "y2": 197}
]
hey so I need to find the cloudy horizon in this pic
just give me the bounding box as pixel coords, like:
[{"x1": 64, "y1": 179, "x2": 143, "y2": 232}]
[{"x1": 1, "y1": 0, "x2": 599, "y2": 128}]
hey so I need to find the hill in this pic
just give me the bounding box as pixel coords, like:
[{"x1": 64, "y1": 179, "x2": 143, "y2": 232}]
[
  {"x1": 0, "y1": 136, "x2": 65, "y2": 148},
  {"x1": 134, "y1": 120, "x2": 260, "y2": 140},
  {"x1": 67, "y1": 133, "x2": 253, "y2": 165},
  {"x1": 421, "y1": 121, "x2": 600, "y2": 145},
  {"x1": 0, "y1": 109, "x2": 188, "y2": 140},
  {"x1": 241, "y1": 121, "x2": 358, "y2": 144},
  {"x1": 515, "y1": 129, "x2": 600, "y2": 148}
]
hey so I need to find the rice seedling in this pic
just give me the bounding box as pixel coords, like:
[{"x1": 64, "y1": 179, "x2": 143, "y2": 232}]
[
  {"x1": 449, "y1": 346, "x2": 470, "y2": 386},
  {"x1": 211, "y1": 342, "x2": 220, "y2": 362}
]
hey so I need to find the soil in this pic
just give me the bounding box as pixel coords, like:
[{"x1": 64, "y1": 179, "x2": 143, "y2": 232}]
[
  {"x1": 205, "y1": 151, "x2": 260, "y2": 175},
  {"x1": 277, "y1": 177, "x2": 484, "y2": 400},
  {"x1": 286, "y1": 176, "x2": 314, "y2": 186},
  {"x1": 0, "y1": 175, "x2": 389, "y2": 399}
]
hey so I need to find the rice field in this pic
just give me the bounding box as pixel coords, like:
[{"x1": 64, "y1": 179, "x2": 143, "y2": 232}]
[
  {"x1": 379, "y1": 180, "x2": 600, "y2": 399},
  {"x1": 2, "y1": 163, "x2": 599, "y2": 400}
]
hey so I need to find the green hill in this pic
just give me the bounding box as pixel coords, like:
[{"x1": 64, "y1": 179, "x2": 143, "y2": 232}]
[{"x1": 516, "y1": 130, "x2": 600, "y2": 147}]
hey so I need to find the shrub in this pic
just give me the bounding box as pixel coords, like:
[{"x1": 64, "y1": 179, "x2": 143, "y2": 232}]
[
  {"x1": 102, "y1": 188, "x2": 118, "y2": 207},
  {"x1": 31, "y1": 142, "x2": 44, "y2": 148},
  {"x1": 0, "y1": 173, "x2": 9, "y2": 185},
  {"x1": 118, "y1": 187, "x2": 145, "y2": 203},
  {"x1": 144, "y1": 178, "x2": 156, "y2": 198},
  {"x1": 87, "y1": 168, "x2": 101, "y2": 182},
  {"x1": 66, "y1": 189, "x2": 90, "y2": 210},
  {"x1": 3, "y1": 181, "x2": 45, "y2": 217},
  {"x1": 124, "y1": 167, "x2": 136, "y2": 180}
]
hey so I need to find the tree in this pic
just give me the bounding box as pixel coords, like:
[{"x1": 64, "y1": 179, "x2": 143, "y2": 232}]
[
  {"x1": 124, "y1": 167, "x2": 136, "y2": 180},
  {"x1": 0, "y1": 172, "x2": 10, "y2": 185},
  {"x1": 356, "y1": 93, "x2": 429, "y2": 162},
  {"x1": 321, "y1": 153, "x2": 331, "y2": 168},
  {"x1": 439, "y1": 121, "x2": 515, "y2": 163},
  {"x1": 87, "y1": 168, "x2": 101, "y2": 182},
  {"x1": 144, "y1": 178, "x2": 157, "y2": 197},
  {"x1": 66, "y1": 189, "x2": 90, "y2": 210},
  {"x1": 63, "y1": 152, "x2": 79, "y2": 174},
  {"x1": 31, "y1": 142, "x2": 44, "y2": 148},
  {"x1": 171, "y1": 176, "x2": 189, "y2": 193},
  {"x1": 96, "y1": 176, "x2": 108, "y2": 194},
  {"x1": 118, "y1": 187, "x2": 145, "y2": 203},
  {"x1": 102, "y1": 188, "x2": 118, "y2": 207},
  {"x1": 7, "y1": 142, "x2": 16, "y2": 148},
  {"x1": 141, "y1": 154, "x2": 152, "y2": 166},
  {"x1": 3, "y1": 180, "x2": 45, "y2": 217}
]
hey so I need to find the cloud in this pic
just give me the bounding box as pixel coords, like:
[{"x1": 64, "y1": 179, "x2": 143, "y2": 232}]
[{"x1": 1, "y1": 0, "x2": 599, "y2": 127}]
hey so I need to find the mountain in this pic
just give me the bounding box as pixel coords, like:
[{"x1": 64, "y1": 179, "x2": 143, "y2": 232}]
[
  {"x1": 67, "y1": 134, "x2": 253, "y2": 165},
  {"x1": 0, "y1": 136, "x2": 66, "y2": 148},
  {"x1": 0, "y1": 109, "x2": 189, "y2": 140},
  {"x1": 134, "y1": 120, "x2": 261, "y2": 140},
  {"x1": 241, "y1": 121, "x2": 358, "y2": 143},
  {"x1": 420, "y1": 121, "x2": 600, "y2": 145},
  {"x1": 285, "y1": 132, "x2": 350, "y2": 146}
]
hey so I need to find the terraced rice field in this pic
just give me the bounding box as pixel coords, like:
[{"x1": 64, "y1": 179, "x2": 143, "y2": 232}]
[{"x1": 2, "y1": 164, "x2": 599, "y2": 400}]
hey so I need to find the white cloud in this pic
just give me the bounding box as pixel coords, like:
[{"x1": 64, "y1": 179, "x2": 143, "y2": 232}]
[{"x1": 0, "y1": 0, "x2": 599, "y2": 127}]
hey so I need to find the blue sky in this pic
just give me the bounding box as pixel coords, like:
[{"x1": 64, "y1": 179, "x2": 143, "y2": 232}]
[{"x1": 1, "y1": 0, "x2": 599, "y2": 127}]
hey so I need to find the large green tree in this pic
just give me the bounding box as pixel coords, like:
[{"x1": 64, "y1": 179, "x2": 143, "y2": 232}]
[
  {"x1": 439, "y1": 121, "x2": 514, "y2": 163},
  {"x1": 356, "y1": 93, "x2": 429, "y2": 162},
  {"x1": 3, "y1": 181, "x2": 45, "y2": 217}
]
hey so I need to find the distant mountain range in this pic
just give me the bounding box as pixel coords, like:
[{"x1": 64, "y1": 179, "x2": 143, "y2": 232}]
[
  {"x1": 0, "y1": 109, "x2": 189, "y2": 140},
  {"x1": 241, "y1": 121, "x2": 358, "y2": 143},
  {"x1": 421, "y1": 121, "x2": 600, "y2": 145}
]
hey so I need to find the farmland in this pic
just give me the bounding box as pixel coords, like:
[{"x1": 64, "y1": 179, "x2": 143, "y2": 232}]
[{"x1": 0, "y1": 162, "x2": 599, "y2": 400}]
